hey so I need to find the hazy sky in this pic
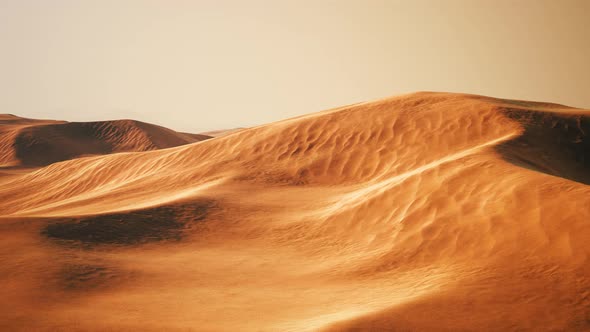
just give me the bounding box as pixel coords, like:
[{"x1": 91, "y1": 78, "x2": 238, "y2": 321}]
[{"x1": 1, "y1": 0, "x2": 589, "y2": 132}]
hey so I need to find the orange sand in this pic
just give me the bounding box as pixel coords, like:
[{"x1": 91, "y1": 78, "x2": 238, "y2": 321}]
[
  {"x1": 0, "y1": 115, "x2": 210, "y2": 168},
  {"x1": 0, "y1": 92, "x2": 589, "y2": 331}
]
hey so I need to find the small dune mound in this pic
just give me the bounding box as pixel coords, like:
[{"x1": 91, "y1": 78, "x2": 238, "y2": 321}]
[
  {"x1": 0, "y1": 116, "x2": 211, "y2": 167},
  {"x1": 0, "y1": 114, "x2": 50, "y2": 124},
  {"x1": 0, "y1": 115, "x2": 65, "y2": 167}
]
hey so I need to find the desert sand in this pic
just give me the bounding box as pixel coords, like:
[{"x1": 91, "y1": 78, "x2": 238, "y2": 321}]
[
  {"x1": 0, "y1": 92, "x2": 589, "y2": 331},
  {"x1": 199, "y1": 128, "x2": 245, "y2": 138},
  {"x1": 0, "y1": 115, "x2": 210, "y2": 168}
]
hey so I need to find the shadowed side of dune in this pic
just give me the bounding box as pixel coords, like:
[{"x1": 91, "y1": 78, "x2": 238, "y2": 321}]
[
  {"x1": 0, "y1": 115, "x2": 65, "y2": 167},
  {"x1": 11, "y1": 119, "x2": 212, "y2": 167},
  {"x1": 496, "y1": 108, "x2": 590, "y2": 184},
  {"x1": 42, "y1": 201, "x2": 213, "y2": 246}
]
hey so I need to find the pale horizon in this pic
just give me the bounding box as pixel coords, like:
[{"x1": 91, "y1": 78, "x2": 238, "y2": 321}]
[{"x1": 2, "y1": 0, "x2": 589, "y2": 132}]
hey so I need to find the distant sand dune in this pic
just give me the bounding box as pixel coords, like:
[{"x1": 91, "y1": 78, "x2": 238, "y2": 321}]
[
  {"x1": 0, "y1": 92, "x2": 589, "y2": 331},
  {"x1": 199, "y1": 127, "x2": 245, "y2": 137},
  {"x1": 0, "y1": 115, "x2": 211, "y2": 168}
]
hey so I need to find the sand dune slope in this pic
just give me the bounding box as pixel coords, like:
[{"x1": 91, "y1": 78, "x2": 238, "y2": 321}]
[
  {"x1": 0, "y1": 92, "x2": 589, "y2": 331},
  {"x1": 0, "y1": 114, "x2": 65, "y2": 167},
  {"x1": 0, "y1": 115, "x2": 210, "y2": 168}
]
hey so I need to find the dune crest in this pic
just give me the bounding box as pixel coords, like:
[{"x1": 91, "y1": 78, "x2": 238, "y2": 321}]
[{"x1": 1, "y1": 92, "x2": 589, "y2": 331}]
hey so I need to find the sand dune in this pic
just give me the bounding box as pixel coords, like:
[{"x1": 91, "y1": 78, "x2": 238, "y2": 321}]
[
  {"x1": 0, "y1": 92, "x2": 589, "y2": 331},
  {"x1": 199, "y1": 127, "x2": 246, "y2": 137},
  {"x1": 0, "y1": 115, "x2": 211, "y2": 168}
]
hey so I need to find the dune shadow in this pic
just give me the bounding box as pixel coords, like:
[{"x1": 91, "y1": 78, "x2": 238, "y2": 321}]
[
  {"x1": 495, "y1": 108, "x2": 590, "y2": 185},
  {"x1": 59, "y1": 263, "x2": 119, "y2": 291},
  {"x1": 12, "y1": 120, "x2": 211, "y2": 167},
  {"x1": 42, "y1": 201, "x2": 213, "y2": 247}
]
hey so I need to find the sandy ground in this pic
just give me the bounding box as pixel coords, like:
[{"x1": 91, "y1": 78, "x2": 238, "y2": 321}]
[{"x1": 1, "y1": 92, "x2": 589, "y2": 331}]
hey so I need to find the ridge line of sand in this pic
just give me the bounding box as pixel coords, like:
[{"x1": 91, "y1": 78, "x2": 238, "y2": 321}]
[{"x1": 320, "y1": 132, "x2": 520, "y2": 216}]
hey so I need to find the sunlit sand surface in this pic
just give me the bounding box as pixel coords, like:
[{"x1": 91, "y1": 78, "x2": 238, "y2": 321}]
[{"x1": 1, "y1": 92, "x2": 589, "y2": 331}]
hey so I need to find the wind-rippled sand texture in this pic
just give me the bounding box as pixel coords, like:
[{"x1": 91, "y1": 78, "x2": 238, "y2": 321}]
[{"x1": 1, "y1": 92, "x2": 589, "y2": 331}]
